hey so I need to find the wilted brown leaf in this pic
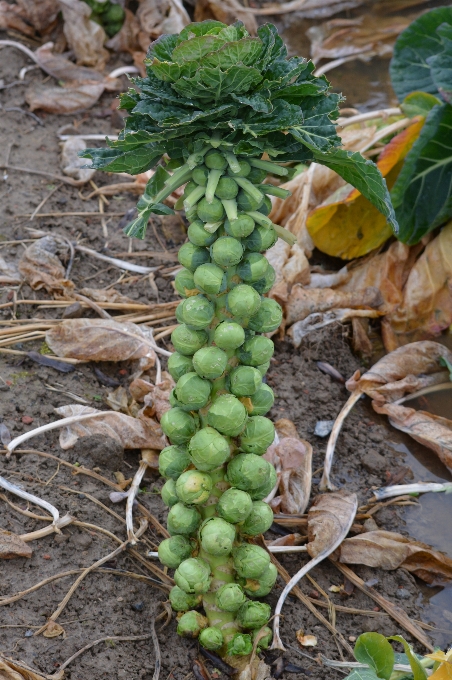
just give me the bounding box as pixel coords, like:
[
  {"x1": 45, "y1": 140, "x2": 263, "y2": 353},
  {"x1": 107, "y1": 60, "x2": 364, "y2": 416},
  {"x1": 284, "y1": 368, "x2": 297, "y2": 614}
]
[
  {"x1": 79, "y1": 287, "x2": 137, "y2": 305},
  {"x1": 337, "y1": 530, "x2": 452, "y2": 586},
  {"x1": 60, "y1": 138, "x2": 96, "y2": 182},
  {"x1": 42, "y1": 621, "x2": 65, "y2": 638},
  {"x1": 0, "y1": 255, "x2": 21, "y2": 285},
  {"x1": 194, "y1": 0, "x2": 257, "y2": 34},
  {"x1": 289, "y1": 308, "x2": 381, "y2": 348},
  {"x1": 16, "y1": 0, "x2": 60, "y2": 32},
  {"x1": 307, "y1": 491, "x2": 358, "y2": 559},
  {"x1": 136, "y1": 0, "x2": 189, "y2": 49},
  {"x1": 46, "y1": 318, "x2": 157, "y2": 366},
  {"x1": 352, "y1": 317, "x2": 373, "y2": 358},
  {"x1": 0, "y1": 1, "x2": 34, "y2": 37},
  {"x1": 18, "y1": 236, "x2": 74, "y2": 298},
  {"x1": 106, "y1": 8, "x2": 142, "y2": 60},
  {"x1": 268, "y1": 533, "x2": 305, "y2": 547},
  {"x1": 105, "y1": 386, "x2": 130, "y2": 413},
  {"x1": 55, "y1": 404, "x2": 167, "y2": 450},
  {"x1": 59, "y1": 0, "x2": 109, "y2": 70},
  {"x1": 285, "y1": 285, "x2": 383, "y2": 326},
  {"x1": 296, "y1": 631, "x2": 318, "y2": 647},
  {"x1": 140, "y1": 372, "x2": 175, "y2": 421},
  {"x1": 26, "y1": 83, "x2": 106, "y2": 114},
  {"x1": 0, "y1": 654, "x2": 62, "y2": 680},
  {"x1": 0, "y1": 530, "x2": 33, "y2": 559},
  {"x1": 129, "y1": 378, "x2": 154, "y2": 402}
]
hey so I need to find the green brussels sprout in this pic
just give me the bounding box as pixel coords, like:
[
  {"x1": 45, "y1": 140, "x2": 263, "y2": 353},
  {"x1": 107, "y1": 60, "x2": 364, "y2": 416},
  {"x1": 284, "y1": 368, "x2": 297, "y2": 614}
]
[
  {"x1": 160, "y1": 408, "x2": 198, "y2": 445},
  {"x1": 214, "y1": 294, "x2": 233, "y2": 323},
  {"x1": 227, "y1": 633, "x2": 253, "y2": 656},
  {"x1": 253, "y1": 627, "x2": 272, "y2": 649},
  {"x1": 242, "y1": 225, "x2": 277, "y2": 252},
  {"x1": 224, "y1": 214, "x2": 255, "y2": 238},
  {"x1": 244, "y1": 384, "x2": 275, "y2": 416},
  {"x1": 215, "y1": 177, "x2": 239, "y2": 202},
  {"x1": 169, "y1": 585, "x2": 202, "y2": 612},
  {"x1": 158, "y1": 535, "x2": 193, "y2": 568},
  {"x1": 175, "y1": 300, "x2": 185, "y2": 324},
  {"x1": 229, "y1": 366, "x2": 262, "y2": 397},
  {"x1": 167, "y1": 502, "x2": 202, "y2": 536},
  {"x1": 161, "y1": 478, "x2": 179, "y2": 507},
  {"x1": 248, "y1": 298, "x2": 283, "y2": 333},
  {"x1": 257, "y1": 195, "x2": 272, "y2": 216},
  {"x1": 215, "y1": 583, "x2": 247, "y2": 612},
  {"x1": 227, "y1": 160, "x2": 251, "y2": 177},
  {"x1": 158, "y1": 445, "x2": 190, "y2": 480},
  {"x1": 175, "y1": 372, "x2": 211, "y2": 409},
  {"x1": 237, "y1": 336, "x2": 274, "y2": 367},
  {"x1": 256, "y1": 361, "x2": 271, "y2": 377},
  {"x1": 197, "y1": 197, "x2": 225, "y2": 222},
  {"x1": 167, "y1": 352, "x2": 194, "y2": 381},
  {"x1": 174, "y1": 269, "x2": 199, "y2": 298},
  {"x1": 207, "y1": 394, "x2": 248, "y2": 437},
  {"x1": 193, "y1": 346, "x2": 228, "y2": 380},
  {"x1": 192, "y1": 165, "x2": 208, "y2": 186},
  {"x1": 233, "y1": 544, "x2": 270, "y2": 579},
  {"x1": 104, "y1": 3, "x2": 125, "y2": 23},
  {"x1": 225, "y1": 264, "x2": 241, "y2": 289},
  {"x1": 176, "y1": 469, "x2": 213, "y2": 505},
  {"x1": 178, "y1": 242, "x2": 211, "y2": 272},
  {"x1": 239, "y1": 416, "x2": 275, "y2": 454},
  {"x1": 205, "y1": 150, "x2": 228, "y2": 170},
  {"x1": 187, "y1": 220, "x2": 217, "y2": 247},
  {"x1": 193, "y1": 263, "x2": 226, "y2": 294},
  {"x1": 227, "y1": 284, "x2": 261, "y2": 318},
  {"x1": 211, "y1": 236, "x2": 243, "y2": 267},
  {"x1": 180, "y1": 294, "x2": 215, "y2": 330},
  {"x1": 237, "y1": 189, "x2": 263, "y2": 212},
  {"x1": 226, "y1": 453, "x2": 273, "y2": 491},
  {"x1": 214, "y1": 321, "x2": 245, "y2": 350},
  {"x1": 240, "y1": 501, "x2": 273, "y2": 536},
  {"x1": 189, "y1": 426, "x2": 231, "y2": 472},
  {"x1": 174, "y1": 557, "x2": 211, "y2": 594},
  {"x1": 217, "y1": 488, "x2": 253, "y2": 524},
  {"x1": 242, "y1": 563, "x2": 278, "y2": 597},
  {"x1": 248, "y1": 463, "x2": 277, "y2": 500},
  {"x1": 247, "y1": 166, "x2": 267, "y2": 184},
  {"x1": 236, "y1": 600, "x2": 271, "y2": 629},
  {"x1": 252, "y1": 265, "x2": 276, "y2": 294},
  {"x1": 183, "y1": 180, "x2": 198, "y2": 197},
  {"x1": 200, "y1": 517, "x2": 236, "y2": 556},
  {"x1": 237, "y1": 253, "x2": 269, "y2": 283},
  {"x1": 177, "y1": 610, "x2": 209, "y2": 638},
  {"x1": 199, "y1": 626, "x2": 224, "y2": 650},
  {"x1": 171, "y1": 324, "x2": 207, "y2": 356}
]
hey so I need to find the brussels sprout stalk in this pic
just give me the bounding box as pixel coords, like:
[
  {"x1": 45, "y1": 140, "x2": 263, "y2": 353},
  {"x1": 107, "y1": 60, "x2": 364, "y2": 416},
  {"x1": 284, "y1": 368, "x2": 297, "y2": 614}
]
[
  {"x1": 224, "y1": 152, "x2": 241, "y2": 174},
  {"x1": 222, "y1": 199, "x2": 238, "y2": 222},
  {"x1": 206, "y1": 169, "x2": 223, "y2": 203}
]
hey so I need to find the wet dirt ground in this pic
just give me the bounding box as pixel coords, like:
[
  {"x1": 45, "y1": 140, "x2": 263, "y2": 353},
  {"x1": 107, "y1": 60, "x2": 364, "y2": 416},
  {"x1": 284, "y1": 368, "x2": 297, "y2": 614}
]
[{"x1": 1, "y1": 18, "x2": 452, "y2": 680}]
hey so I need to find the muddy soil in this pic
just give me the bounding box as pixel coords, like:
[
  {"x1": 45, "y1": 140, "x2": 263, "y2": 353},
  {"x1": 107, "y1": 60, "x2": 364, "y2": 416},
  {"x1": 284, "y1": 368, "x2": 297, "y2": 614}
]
[{"x1": 0, "y1": 30, "x2": 450, "y2": 680}]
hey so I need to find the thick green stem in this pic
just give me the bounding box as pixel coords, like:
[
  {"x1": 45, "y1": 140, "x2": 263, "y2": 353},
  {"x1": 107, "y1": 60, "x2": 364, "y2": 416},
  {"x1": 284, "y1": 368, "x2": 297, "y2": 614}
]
[
  {"x1": 249, "y1": 158, "x2": 289, "y2": 176},
  {"x1": 222, "y1": 199, "x2": 238, "y2": 222},
  {"x1": 206, "y1": 169, "x2": 223, "y2": 203},
  {"x1": 224, "y1": 152, "x2": 241, "y2": 174},
  {"x1": 234, "y1": 177, "x2": 265, "y2": 204},
  {"x1": 184, "y1": 185, "x2": 206, "y2": 210}
]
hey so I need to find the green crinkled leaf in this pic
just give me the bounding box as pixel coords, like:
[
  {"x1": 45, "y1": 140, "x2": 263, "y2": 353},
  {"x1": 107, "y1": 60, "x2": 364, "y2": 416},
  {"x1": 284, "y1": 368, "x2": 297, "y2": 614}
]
[
  {"x1": 119, "y1": 90, "x2": 139, "y2": 111},
  {"x1": 178, "y1": 20, "x2": 226, "y2": 42},
  {"x1": 147, "y1": 33, "x2": 178, "y2": 62},
  {"x1": 427, "y1": 22, "x2": 452, "y2": 103},
  {"x1": 203, "y1": 38, "x2": 262, "y2": 69},
  {"x1": 354, "y1": 633, "x2": 394, "y2": 680},
  {"x1": 137, "y1": 76, "x2": 196, "y2": 107},
  {"x1": 257, "y1": 23, "x2": 287, "y2": 69},
  {"x1": 272, "y1": 79, "x2": 328, "y2": 103},
  {"x1": 173, "y1": 65, "x2": 262, "y2": 102},
  {"x1": 231, "y1": 99, "x2": 301, "y2": 136},
  {"x1": 263, "y1": 57, "x2": 311, "y2": 90},
  {"x1": 172, "y1": 34, "x2": 226, "y2": 64},
  {"x1": 126, "y1": 165, "x2": 174, "y2": 238},
  {"x1": 388, "y1": 637, "x2": 427, "y2": 680},
  {"x1": 289, "y1": 94, "x2": 341, "y2": 150},
  {"x1": 401, "y1": 91, "x2": 442, "y2": 117},
  {"x1": 390, "y1": 102, "x2": 452, "y2": 244},
  {"x1": 133, "y1": 100, "x2": 236, "y2": 127},
  {"x1": 80, "y1": 146, "x2": 161, "y2": 174},
  {"x1": 148, "y1": 59, "x2": 198, "y2": 83},
  {"x1": 231, "y1": 91, "x2": 272, "y2": 113}
]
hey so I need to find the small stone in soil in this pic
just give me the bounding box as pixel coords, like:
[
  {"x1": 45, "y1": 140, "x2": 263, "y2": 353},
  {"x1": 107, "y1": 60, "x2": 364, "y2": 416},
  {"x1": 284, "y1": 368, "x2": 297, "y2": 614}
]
[
  {"x1": 396, "y1": 588, "x2": 411, "y2": 600},
  {"x1": 131, "y1": 602, "x2": 144, "y2": 611},
  {"x1": 314, "y1": 420, "x2": 335, "y2": 437},
  {"x1": 361, "y1": 449, "x2": 387, "y2": 474}
]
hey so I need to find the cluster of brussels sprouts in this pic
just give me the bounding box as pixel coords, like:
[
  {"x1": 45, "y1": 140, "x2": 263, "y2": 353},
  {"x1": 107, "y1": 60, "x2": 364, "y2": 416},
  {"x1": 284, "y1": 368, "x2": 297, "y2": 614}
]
[{"x1": 156, "y1": 146, "x2": 286, "y2": 657}]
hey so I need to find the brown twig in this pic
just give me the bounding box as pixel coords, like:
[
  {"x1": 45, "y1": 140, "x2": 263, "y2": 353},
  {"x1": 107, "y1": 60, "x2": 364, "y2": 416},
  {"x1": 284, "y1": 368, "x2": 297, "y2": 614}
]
[
  {"x1": 74, "y1": 293, "x2": 112, "y2": 319},
  {"x1": 30, "y1": 184, "x2": 62, "y2": 220},
  {"x1": 151, "y1": 615, "x2": 162, "y2": 680}
]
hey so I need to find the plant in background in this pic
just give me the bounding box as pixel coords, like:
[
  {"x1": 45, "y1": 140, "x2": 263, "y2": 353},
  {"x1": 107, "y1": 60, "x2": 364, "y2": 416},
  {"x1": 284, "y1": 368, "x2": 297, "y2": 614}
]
[
  {"x1": 82, "y1": 19, "x2": 397, "y2": 660},
  {"x1": 85, "y1": 0, "x2": 125, "y2": 37}
]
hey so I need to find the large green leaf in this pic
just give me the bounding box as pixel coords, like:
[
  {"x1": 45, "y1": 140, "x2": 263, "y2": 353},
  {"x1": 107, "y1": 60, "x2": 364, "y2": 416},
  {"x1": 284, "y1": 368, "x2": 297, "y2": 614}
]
[
  {"x1": 125, "y1": 165, "x2": 174, "y2": 238},
  {"x1": 203, "y1": 38, "x2": 262, "y2": 69},
  {"x1": 428, "y1": 22, "x2": 452, "y2": 103},
  {"x1": 289, "y1": 94, "x2": 341, "y2": 150},
  {"x1": 172, "y1": 35, "x2": 226, "y2": 65},
  {"x1": 80, "y1": 146, "x2": 161, "y2": 174},
  {"x1": 388, "y1": 637, "x2": 428, "y2": 680},
  {"x1": 344, "y1": 669, "x2": 381, "y2": 680},
  {"x1": 354, "y1": 634, "x2": 395, "y2": 680},
  {"x1": 390, "y1": 102, "x2": 452, "y2": 243}
]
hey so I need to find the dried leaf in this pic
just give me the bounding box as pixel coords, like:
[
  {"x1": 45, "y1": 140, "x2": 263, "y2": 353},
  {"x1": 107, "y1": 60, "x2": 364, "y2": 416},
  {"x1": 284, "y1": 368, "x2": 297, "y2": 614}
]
[
  {"x1": 285, "y1": 285, "x2": 383, "y2": 326},
  {"x1": 0, "y1": 1, "x2": 34, "y2": 37},
  {"x1": 307, "y1": 491, "x2": 358, "y2": 559},
  {"x1": 351, "y1": 317, "x2": 373, "y2": 358},
  {"x1": 289, "y1": 308, "x2": 381, "y2": 347},
  {"x1": 136, "y1": 0, "x2": 189, "y2": 49},
  {"x1": 18, "y1": 236, "x2": 74, "y2": 298},
  {"x1": 337, "y1": 530, "x2": 452, "y2": 585},
  {"x1": 55, "y1": 404, "x2": 167, "y2": 450},
  {"x1": 60, "y1": 138, "x2": 96, "y2": 182},
  {"x1": 46, "y1": 318, "x2": 157, "y2": 366},
  {"x1": 140, "y1": 372, "x2": 175, "y2": 421},
  {"x1": 105, "y1": 386, "x2": 130, "y2": 413},
  {"x1": 194, "y1": 0, "x2": 257, "y2": 35},
  {"x1": 268, "y1": 533, "x2": 305, "y2": 547},
  {"x1": 0, "y1": 255, "x2": 21, "y2": 284},
  {"x1": 0, "y1": 530, "x2": 33, "y2": 559},
  {"x1": 79, "y1": 287, "x2": 137, "y2": 305},
  {"x1": 0, "y1": 655, "x2": 62, "y2": 680},
  {"x1": 296, "y1": 631, "x2": 318, "y2": 647},
  {"x1": 58, "y1": 0, "x2": 109, "y2": 70},
  {"x1": 15, "y1": 0, "x2": 59, "y2": 32},
  {"x1": 42, "y1": 621, "x2": 65, "y2": 638},
  {"x1": 26, "y1": 83, "x2": 106, "y2": 114},
  {"x1": 106, "y1": 8, "x2": 142, "y2": 59},
  {"x1": 129, "y1": 378, "x2": 154, "y2": 402}
]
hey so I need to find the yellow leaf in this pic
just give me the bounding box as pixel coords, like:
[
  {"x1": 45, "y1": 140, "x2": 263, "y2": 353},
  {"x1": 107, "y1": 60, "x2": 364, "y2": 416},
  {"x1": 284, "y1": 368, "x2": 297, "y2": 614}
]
[
  {"x1": 426, "y1": 652, "x2": 449, "y2": 663},
  {"x1": 430, "y1": 662, "x2": 452, "y2": 680}
]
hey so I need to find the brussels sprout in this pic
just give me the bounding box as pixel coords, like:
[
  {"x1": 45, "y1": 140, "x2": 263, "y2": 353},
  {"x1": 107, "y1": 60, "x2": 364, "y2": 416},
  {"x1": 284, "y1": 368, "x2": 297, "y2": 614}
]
[
  {"x1": 174, "y1": 269, "x2": 199, "y2": 298},
  {"x1": 205, "y1": 151, "x2": 228, "y2": 170},
  {"x1": 225, "y1": 264, "x2": 241, "y2": 289},
  {"x1": 237, "y1": 336, "x2": 274, "y2": 367},
  {"x1": 193, "y1": 263, "x2": 226, "y2": 295},
  {"x1": 207, "y1": 394, "x2": 248, "y2": 437},
  {"x1": 171, "y1": 324, "x2": 207, "y2": 356},
  {"x1": 224, "y1": 214, "x2": 255, "y2": 238},
  {"x1": 256, "y1": 361, "x2": 271, "y2": 377},
  {"x1": 174, "y1": 557, "x2": 211, "y2": 594},
  {"x1": 198, "y1": 197, "x2": 225, "y2": 223},
  {"x1": 183, "y1": 180, "x2": 198, "y2": 198},
  {"x1": 215, "y1": 176, "x2": 238, "y2": 200},
  {"x1": 167, "y1": 502, "x2": 202, "y2": 536},
  {"x1": 226, "y1": 453, "x2": 273, "y2": 491},
  {"x1": 178, "y1": 242, "x2": 211, "y2": 272},
  {"x1": 217, "y1": 488, "x2": 253, "y2": 524},
  {"x1": 161, "y1": 478, "x2": 179, "y2": 507},
  {"x1": 237, "y1": 189, "x2": 263, "y2": 212},
  {"x1": 193, "y1": 346, "x2": 228, "y2": 380},
  {"x1": 169, "y1": 585, "x2": 202, "y2": 612},
  {"x1": 175, "y1": 300, "x2": 185, "y2": 324},
  {"x1": 192, "y1": 165, "x2": 208, "y2": 186},
  {"x1": 211, "y1": 236, "x2": 243, "y2": 268},
  {"x1": 227, "y1": 633, "x2": 253, "y2": 656},
  {"x1": 213, "y1": 294, "x2": 233, "y2": 323},
  {"x1": 160, "y1": 408, "x2": 198, "y2": 445},
  {"x1": 167, "y1": 352, "x2": 194, "y2": 381},
  {"x1": 189, "y1": 426, "x2": 231, "y2": 472},
  {"x1": 158, "y1": 535, "x2": 193, "y2": 568},
  {"x1": 247, "y1": 166, "x2": 267, "y2": 184},
  {"x1": 187, "y1": 220, "x2": 217, "y2": 247},
  {"x1": 248, "y1": 298, "x2": 283, "y2": 333},
  {"x1": 159, "y1": 445, "x2": 190, "y2": 480},
  {"x1": 176, "y1": 469, "x2": 213, "y2": 505},
  {"x1": 233, "y1": 544, "x2": 270, "y2": 579},
  {"x1": 248, "y1": 463, "x2": 277, "y2": 501},
  {"x1": 239, "y1": 416, "x2": 275, "y2": 455},
  {"x1": 257, "y1": 195, "x2": 272, "y2": 216},
  {"x1": 244, "y1": 384, "x2": 275, "y2": 416},
  {"x1": 242, "y1": 225, "x2": 277, "y2": 252},
  {"x1": 175, "y1": 372, "x2": 211, "y2": 409},
  {"x1": 227, "y1": 159, "x2": 251, "y2": 177},
  {"x1": 237, "y1": 600, "x2": 271, "y2": 629},
  {"x1": 199, "y1": 626, "x2": 224, "y2": 650},
  {"x1": 252, "y1": 265, "x2": 276, "y2": 294},
  {"x1": 227, "y1": 284, "x2": 261, "y2": 318},
  {"x1": 229, "y1": 366, "x2": 262, "y2": 397},
  {"x1": 242, "y1": 563, "x2": 278, "y2": 597},
  {"x1": 237, "y1": 253, "x2": 269, "y2": 283},
  {"x1": 214, "y1": 321, "x2": 245, "y2": 350},
  {"x1": 180, "y1": 294, "x2": 215, "y2": 330},
  {"x1": 253, "y1": 627, "x2": 272, "y2": 649},
  {"x1": 177, "y1": 610, "x2": 209, "y2": 638},
  {"x1": 200, "y1": 517, "x2": 236, "y2": 556},
  {"x1": 240, "y1": 501, "x2": 273, "y2": 536},
  {"x1": 215, "y1": 582, "x2": 247, "y2": 612}
]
